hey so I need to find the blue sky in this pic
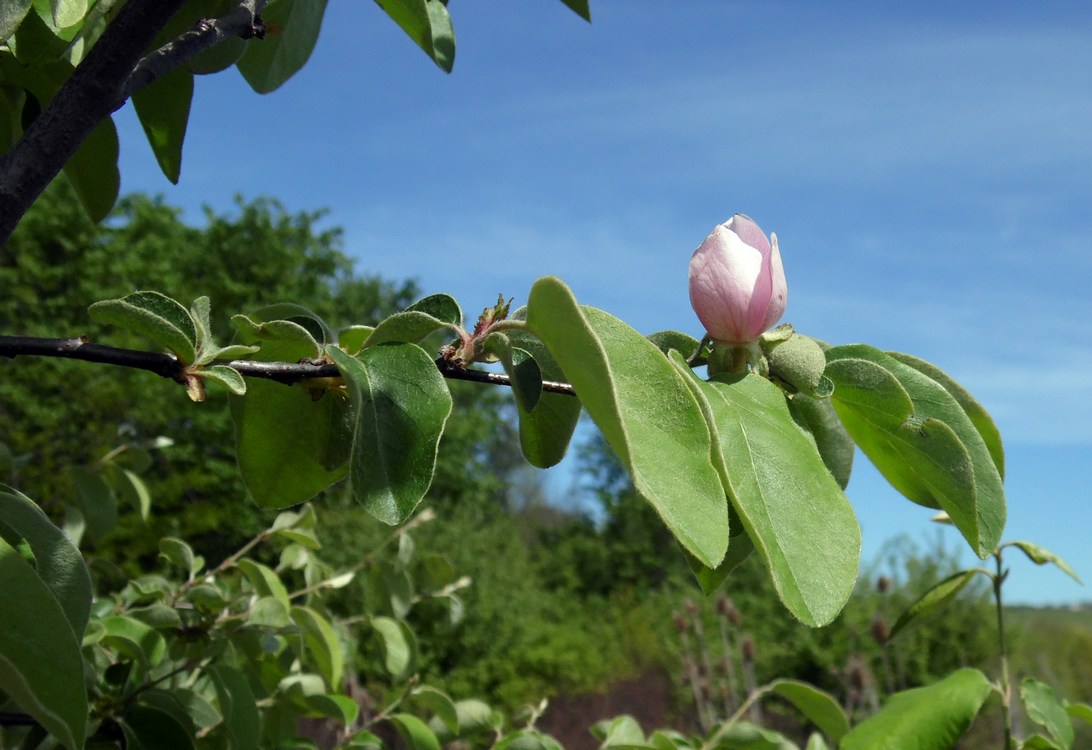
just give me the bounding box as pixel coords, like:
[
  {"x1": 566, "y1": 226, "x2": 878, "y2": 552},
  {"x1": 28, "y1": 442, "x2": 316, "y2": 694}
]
[{"x1": 112, "y1": 2, "x2": 1092, "y2": 605}]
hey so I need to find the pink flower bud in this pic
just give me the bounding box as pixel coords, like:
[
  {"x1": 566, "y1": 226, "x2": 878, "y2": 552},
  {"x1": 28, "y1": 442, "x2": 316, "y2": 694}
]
[{"x1": 688, "y1": 215, "x2": 787, "y2": 344}]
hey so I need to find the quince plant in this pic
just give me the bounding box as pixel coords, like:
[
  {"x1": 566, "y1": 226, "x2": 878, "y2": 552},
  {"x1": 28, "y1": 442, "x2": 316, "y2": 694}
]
[{"x1": 82, "y1": 213, "x2": 1006, "y2": 631}]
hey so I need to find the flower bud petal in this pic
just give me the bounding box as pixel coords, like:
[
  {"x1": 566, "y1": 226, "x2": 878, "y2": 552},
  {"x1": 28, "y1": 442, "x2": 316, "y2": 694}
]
[{"x1": 688, "y1": 215, "x2": 787, "y2": 344}]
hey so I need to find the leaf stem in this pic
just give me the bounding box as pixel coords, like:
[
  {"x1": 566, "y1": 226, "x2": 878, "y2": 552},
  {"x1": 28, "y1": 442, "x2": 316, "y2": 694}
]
[{"x1": 993, "y1": 547, "x2": 1015, "y2": 749}]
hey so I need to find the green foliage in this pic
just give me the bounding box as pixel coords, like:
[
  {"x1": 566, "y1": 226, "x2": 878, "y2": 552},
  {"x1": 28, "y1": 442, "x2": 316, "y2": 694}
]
[
  {"x1": 525, "y1": 276, "x2": 728, "y2": 569},
  {"x1": 825, "y1": 345, "x2": 1006, "y2": 557},
  {"x1": 0, "y1": 0, "x2": 592, "y2": 220}
]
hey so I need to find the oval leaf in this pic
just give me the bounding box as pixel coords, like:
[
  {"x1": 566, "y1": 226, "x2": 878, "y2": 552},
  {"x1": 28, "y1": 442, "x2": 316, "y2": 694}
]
[
  {"x1": 372, "y1": 615, "x2": 416, "y2": 680},
  {"x1": 825, "y1": 344, "x2": 1006, "y2": 557},
  {"x1": 841, "y1": 668, "x2": 993, "y2": 750},
  {"x1": 0, "y1": 485, "x2": 91, "y2": 638},
  {"x1": 1022, "y1": 678, "x2": 1075, "y2": 750},
  {"x1": 374, "y1": 0, "x2": 455, "y2": 73},
  {"x1": 131, "y1": 66, "x2": 193, "y2": 184},
  {"x1": 677, "y1": 367, "x2": 860, "y2": 626},
  {"x1": 236, "y1": 0, "x2": 327, "y2": 93},
  {"x1": 0, "y1": 536, "x2": 88, "y2": 750},
  {"x1": 768, "y1": 679, "x2": 849, "y2": 743},
  {"x1": 1006, "y1": 541, "x2": 1082, "y2": 584},
  {"x1": 525, "y1": 277, "x2": 727, "y2": 568},
  {"x1": 63, "y1": 114, "x2": 119, "y2": 222},
  {"x1": 326, "y1": 343, "x2": 452, "y2": 525},
  {"x1": 89, "y1": 290, "x2": 198, "y2": 362},
  {"x1": 509, "y1": 308, "x2": 581, "y2": 468},
  {"x1": 888, "y1": 568, "x2": 985, "y2": 641}
]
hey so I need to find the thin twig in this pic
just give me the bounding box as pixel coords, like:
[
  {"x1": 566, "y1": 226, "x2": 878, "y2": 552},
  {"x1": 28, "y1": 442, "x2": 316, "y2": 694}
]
[{"x1": 0, "y1": 335, "x2": 578, "y2": 396}]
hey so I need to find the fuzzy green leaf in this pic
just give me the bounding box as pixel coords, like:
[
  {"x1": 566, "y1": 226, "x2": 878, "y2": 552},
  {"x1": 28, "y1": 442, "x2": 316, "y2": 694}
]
[
  {"x1": 888, "y1": 568, "x2": 986, "y2": 641},
  {"x1": 89, "y1": 290, "x2": 198, "y2": 362},
  {"x1": 1022, "y1": 678, "x2": 1074, "y2": 750},
  {"x1": 131, "y1": 66, "x2": 193, "y2": 184},
  {"x1": 236, "y1": 0, "x2": 327, "y2": 93},
  {"x1": 671, "y1": 355, "x2": 859, "y2": 626},
  {"x1": 525, "y1": 277, "x2": 727, "y2": 568},
  {"x1": 326, "y1": 343, "x2": 452, "y2": 525},
  {"x1": 841, "y1": 668, "x2": 993, "y2": 750},
  {"x1": 509, "y1": 308, "x2": 581, "y2": 468},
  {"x1": 0, "y1": 536, "x2": 87, "y2": 750},
  {"x1": 1006, "y1": 541, "x2": 1082, "y2": 584},
  {"x1": 63, "y1": 114, "x2": 119, "y2": 222},
  {"x1": 825, "y1": 344, "x2": 1006, "y2": 557},
  {"x1": 373, "y1": 0, "x2": 455, "y2": 73}
]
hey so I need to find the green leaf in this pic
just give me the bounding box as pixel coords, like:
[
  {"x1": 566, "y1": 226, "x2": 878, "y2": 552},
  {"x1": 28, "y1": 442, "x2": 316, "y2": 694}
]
[
  {"x1": 1005, "y1": 541, "x2": 1082, "y2": 584},
  {"x1": 482, "y1": 333, "x2": 542, "y2": 412},
  {"x1": 236, "y1": 0, "x2": 327, "y2": 93},
  {"x1": 411, "y1": 686, "x2": 458, "y2": 736},
  {"x1": 158, "y1": 536, "x2": 196, "y2": 576},
  {"x1": 887, "y1": 351, "x2": 1005, "y2": 478},
  {"x1": 208, "y1": 665, "x2": 260, "y2": 750},
  {"x1": 67, "y1": 464, "x2": 117, "y2": 541},
  {"x1": 0, "y1": 0, "x2": 33, "y2": 41},
  {"x1": 131, "y1": 66, "x2": 193, "y2": 184},
  {"x1": 371, "y1": 615, "x2": 416, "y2": 680},
  {"x1": 509, "y1": 309, "x2": 581, "y2": 468},
  {"x1": 787, "y1": 393, "x2": 854, "y2": 489},
  {"x1": 496, "y1": 731, "x2": 564, "y2": 750},
  {"x1": 841, "y1": 668, "x2": 994, "y2": 750},
  {"x1": 805, "y1": 734, "x2": 831, "y2": 750},
  {"x1": 1065, "y1": 701, "x2": 1092, "y2": 727},
  {"x1": 199, "y1": 364, "x2": 247, "y2": 395},
  {"x1": 390, "y1": 713, "x2": 442, "y2": 750},
  {"x1": 646, "y1": 330, "x2": 703, "y2": 362},
  {"x1": 233, "y1": 303, "x2": 330, "y2": 349},
  {"x1": 230, "y1": 333, "x2": 349, "y2": 507},
  {"x1": 48, "y1": 0, "x2": 87, "y2": 28},
  {"x1": 684, "y1": 532, "x2": 753, "y2": 595},
  {"x1": 1022, "y1": 678, "x2": 1074, "y2": 750},
  {"x1": 89, "y1": 290, "x2": 198, "y2": 363},
  {"x1": 115, "y1": 467, "x2": 152, "y2": 521},
  {"x1": 0, "y1": 485, "x2": 91, "y2": 638},
  {"x1": 373, "y1": 0, "x2": 455, "y2": 73},
  {"x1": 0, "y1": 536, "x2": 88, "y2": 750},
  {"x1": 407, "y1": 293, "x2": 462, "y2": 325},
  {"x1": 364, "y1": 310, "x2": 459, "y2": 348},
  {"x1": 525, "y1": 277, "x2": 727, "y2": 568},
  {"x1": 238, "y1": 559, "x2": 291, "y2": 608},
  {"x1": 594, "y1": 715, "x2": 647, "y2": 747},
  {"x1": 304, "y1": 694, "x2": 359, "y2": 725},
  {"x1": 120, "y1": 704, "x2": 196, "y2": 750},
  {"x1": 768, "y1": 679, "x2": 849, "y2": 743},
  {"x1": 825, "y1": 344, "x2": 1006, "y2": 557},
  {"x1": 62, "y1": 114, "x2": 119, "y2": 221},
  {"x1": 888, "y1": 568, "x2": 986, "y2": 641},
  {"x1": 558, "y1": 0, "x2": 591, "y2": 22},
  {"x1": 187, "y1": 35, "x2": 246, "y2": 75},
  {"x1": 326, "y1": 343, "x2": 452, "y2": 525},
  {"x1": 292, "y1": 605, "x2": 343, "y2": 689},
  {"x1": 706, "y1": 721, "x2": 796, "y2": 749},
  {"x1": 672, "y1": 359, "x2": 860, "y2": 626},
  {"x1": 101, "y1": 615, "x2": 167, "y2": 679},
  {"x1": 338, "y1": 325, "x2": 375, "y2": 354},
  {"x1": 249, "y1": 595, "x2": 292, "y2": 627}
]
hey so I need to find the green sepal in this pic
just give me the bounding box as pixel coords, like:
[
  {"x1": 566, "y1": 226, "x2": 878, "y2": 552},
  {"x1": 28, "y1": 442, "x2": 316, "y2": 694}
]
[{"x1": 763, "y1": 330, "x2": 831, "y2": 397}]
